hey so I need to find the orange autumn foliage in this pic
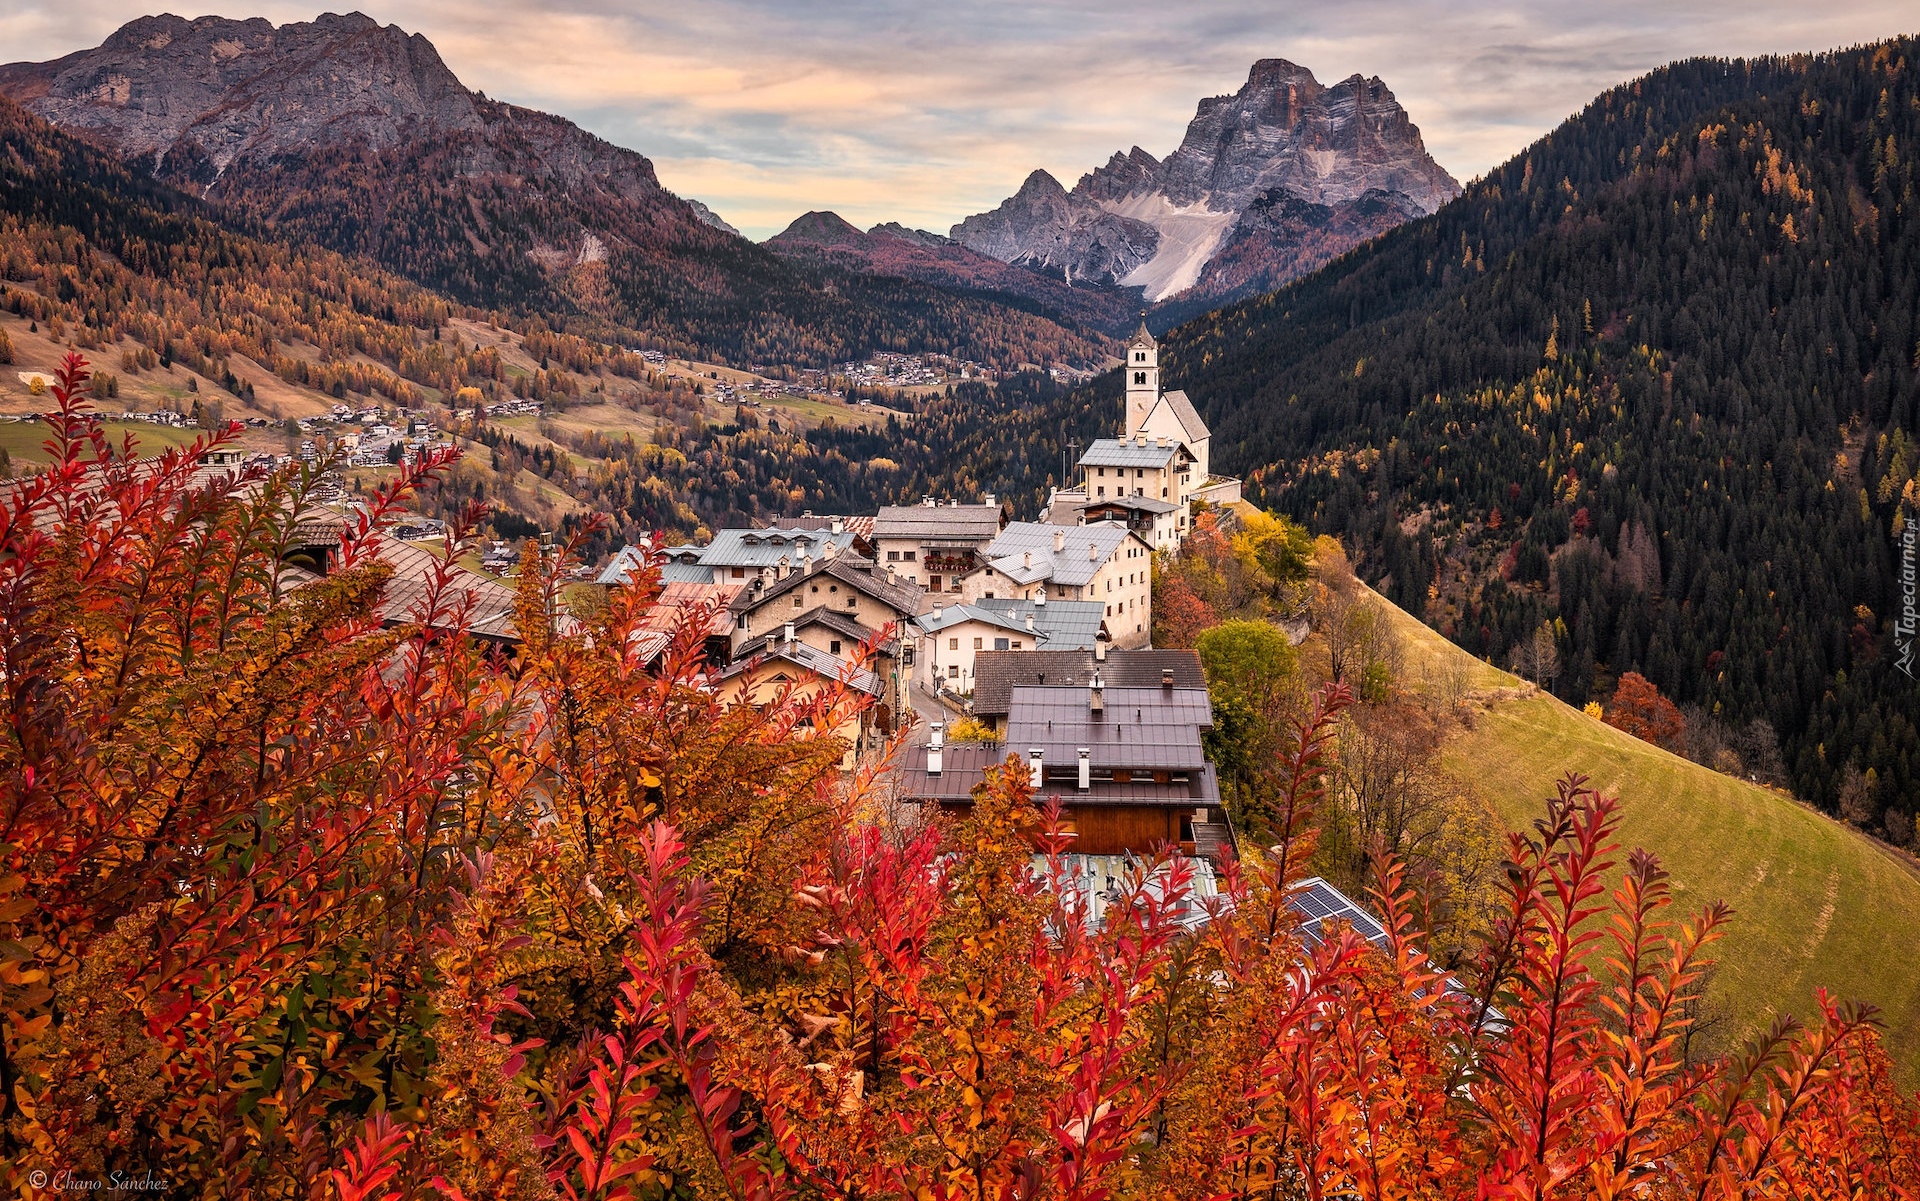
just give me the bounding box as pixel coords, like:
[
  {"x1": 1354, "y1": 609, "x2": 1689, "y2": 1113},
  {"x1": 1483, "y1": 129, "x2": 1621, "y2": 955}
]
[
  {"x1": 1605, "y1": 670, "x2": 1688, "y2": 750},
  {"x1": 2, "y1": 354, "x2": 1917, "y2": 1198}
]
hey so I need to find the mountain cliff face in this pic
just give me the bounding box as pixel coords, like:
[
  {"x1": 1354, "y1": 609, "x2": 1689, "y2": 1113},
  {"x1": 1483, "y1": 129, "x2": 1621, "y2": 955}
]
[
  {"x1": 0, "y1": 13, "x2": 1110, "y2": 367},
  {"x1": 952, "y1": 59, "x2": 1460, "y2": 305},
  {"x1": 0, "y1": 13, "x2": 703, "y2": 274}
]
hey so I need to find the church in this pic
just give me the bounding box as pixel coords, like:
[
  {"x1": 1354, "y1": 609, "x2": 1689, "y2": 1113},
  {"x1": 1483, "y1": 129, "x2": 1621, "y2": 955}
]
[{"x1": 1048, "y1": 320, "x2": 1242, "y2": 548}]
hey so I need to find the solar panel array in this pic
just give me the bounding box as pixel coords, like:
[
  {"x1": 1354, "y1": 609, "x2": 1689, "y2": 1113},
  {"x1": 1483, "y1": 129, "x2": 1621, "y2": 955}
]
[
  {"x1": 1289, "y1": 877, "x2": 1391, "y2": 950},
  {"x1": 1288, "y1": 876, "x2": 1502, "y2": 1024}
]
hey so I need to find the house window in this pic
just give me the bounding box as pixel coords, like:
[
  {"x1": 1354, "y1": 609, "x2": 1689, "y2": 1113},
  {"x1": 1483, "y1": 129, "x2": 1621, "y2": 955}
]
[
  {"x1": 993, "y1": 637, "x2": 1008, "y2": 651},
  {"x1": 1011, "y1": 640, "x2": 1023, "y2": 650},
  {"x1": 902, "y1": 550, "x2": 917, "y2": 561},
  {"x1": 829, "y1": 639, "x2": 842, "y2": 655},
  {"x1": 846, "y1": 595, "x2": 858, "y2": 609},
  {"x1": 973, "y1": 637, "x2": 983, "y2": 650},
  {"x1": 1135, "y1": 352, "x2": 1145, "y2": 362},
  {"x1": 949, "y1": 638, "x2": 959, "y2": 651},
  {"x1": 928, "y1": 574, "x2": 942, "y2": 591},
  {"x1": 731, "y1": 566, "x2": 745, "y2": 578},
  {"x1": 948, "y1": 665, "x2": 959, "y2": 678},
  {"x1": 792, "y1": 595, "x2": 803, "y2": 609},
  {"x1": 1134, "y1": 371, "x2": 1146, "y2": 385},
  {"x1": 903, "y1": 645, "x2": 914, "y2": 666},
  {"x1": 886, "y1": 550, "x2": 898, "y2": 561}
]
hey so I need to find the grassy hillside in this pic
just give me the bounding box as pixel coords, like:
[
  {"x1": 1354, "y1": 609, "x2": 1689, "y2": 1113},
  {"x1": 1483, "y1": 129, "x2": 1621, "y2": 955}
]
[{"x1": 1370, "y1": 583, "x2": 1920, "y2": 1078}]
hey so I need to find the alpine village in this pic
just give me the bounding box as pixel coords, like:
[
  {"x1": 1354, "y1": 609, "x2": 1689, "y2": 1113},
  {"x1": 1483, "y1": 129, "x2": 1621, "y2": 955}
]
[{"x1": 2, "y1": 8, "x2": 1920, "y2": 1197}]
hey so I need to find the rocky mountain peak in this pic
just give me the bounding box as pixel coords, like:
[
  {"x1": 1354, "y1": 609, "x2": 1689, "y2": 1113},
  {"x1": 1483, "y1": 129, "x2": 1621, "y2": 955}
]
[
  {"x1": 1076, "y1": 146, "x2": 1161, "y2": 202},
  {"x1": 768, "y1": 210, "x2": 869, "y2": 248},
  {"x1": 950, "y1": 55, "x2": 1460, "y2": 304},
  {"x1": 1, "y1": 12, "x2": 486, "y2": 178}
]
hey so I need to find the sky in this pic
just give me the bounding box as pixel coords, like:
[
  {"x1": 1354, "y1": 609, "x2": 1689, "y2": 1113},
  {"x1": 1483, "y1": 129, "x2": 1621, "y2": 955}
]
[{"x1": 2, "y1": 1, "x2": 1914, "y2": 240}]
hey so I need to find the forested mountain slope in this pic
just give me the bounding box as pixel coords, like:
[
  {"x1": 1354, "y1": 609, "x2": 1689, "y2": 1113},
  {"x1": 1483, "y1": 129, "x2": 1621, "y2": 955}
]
[
  {"x1": 1155, "y1": 40, "x2": 1920, "y2": 824},
  {"x1": 1, "y1": 13, "x2": 1109, "y2": 369}
]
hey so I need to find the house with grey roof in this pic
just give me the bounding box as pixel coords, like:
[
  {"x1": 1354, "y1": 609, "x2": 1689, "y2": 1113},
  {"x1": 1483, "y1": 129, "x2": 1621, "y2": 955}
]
[
  {"x1": 727, "y1": 552, "x2": 926, "y2": 724},
  {"x1": 597, "y1": 526, "x2": 862, "y2": 587},
  {"x1": 969, "y1": 647, "x2": 1205, "y2": 734},
  {"x1": 958, "y1": 521, "x2": 1154, "y2": 647},
  {"x1": 895, "y1": 675, "x2": 1232, "y2": 861},
  {"x1": 872, "y1": 497, "x2": 1004, "y2": 594},
  {"x1": 913, "y1": 597, "x2": 1106, "y2": 695}
]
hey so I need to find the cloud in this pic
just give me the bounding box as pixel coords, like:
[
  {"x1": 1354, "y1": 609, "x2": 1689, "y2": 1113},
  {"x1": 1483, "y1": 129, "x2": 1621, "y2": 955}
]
[{"x1": 3, "y1": 0, "x2": 1913, "y2": 238}]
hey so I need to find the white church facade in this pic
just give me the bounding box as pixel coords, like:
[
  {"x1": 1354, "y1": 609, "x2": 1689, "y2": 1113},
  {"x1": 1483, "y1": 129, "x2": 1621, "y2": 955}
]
[{"x1": 1047, "y1": 320, "x2": 1242, "y2": 548}]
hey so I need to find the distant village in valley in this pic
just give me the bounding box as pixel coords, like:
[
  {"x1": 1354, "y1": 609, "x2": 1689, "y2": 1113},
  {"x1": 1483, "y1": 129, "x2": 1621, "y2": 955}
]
[{"x1": 123, "y1": 319, "x2": 1260, "y2": 891}]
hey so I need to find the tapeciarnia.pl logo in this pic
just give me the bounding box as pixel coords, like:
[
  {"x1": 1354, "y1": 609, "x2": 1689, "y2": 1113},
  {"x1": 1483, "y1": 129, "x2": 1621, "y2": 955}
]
[{"x1": 1899, "y1": 521, "x2": 1916, "y2": 680}]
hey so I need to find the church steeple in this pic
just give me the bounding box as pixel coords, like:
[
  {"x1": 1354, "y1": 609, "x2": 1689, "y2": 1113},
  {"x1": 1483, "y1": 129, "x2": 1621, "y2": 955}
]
[{"x1": 1124, "y1": 315, "x2": 1157, "y2": 438}]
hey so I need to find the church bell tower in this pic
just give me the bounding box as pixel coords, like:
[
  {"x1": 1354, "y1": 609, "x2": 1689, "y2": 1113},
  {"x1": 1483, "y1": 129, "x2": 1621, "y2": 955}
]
[{"x1": 1123, "y1": 317, "x2": 1157, "y2": 438}]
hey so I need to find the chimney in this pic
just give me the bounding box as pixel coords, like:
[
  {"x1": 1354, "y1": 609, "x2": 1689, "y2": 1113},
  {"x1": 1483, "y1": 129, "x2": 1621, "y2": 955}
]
[
  {"x1": 1157, "y1": 436, "x2": 1168, "y2": 448},
  {"x1": 777, "y1": 555, "x2": 791, "y2": 579},
  {"x1": 1089, "y1": 673, "x2": 1105, "y2": 717},
  {"x1": 886, "y1": 564, "x2": 897, "y2": 585},
  {"x1": 1053, "y1": 528, "x2": 1065, "y2": 553},
  {"x1": 1162, "y1": 667, "x2": 1175, "y2": 691},
  {"x1": 1077, "y1": 747, "x2": 1091, "y2": 792},
  {"x1": 1094, "y1": 636, "x2": 1108, "y2": 663},
  {"x1": 1088, "y1": 542, "x2": 1098, "y2": 562},
  {"x1": 831, "y1": 517, "x2": 845, "y2": 534},
  {"x1": 1023, "y1": 551, "x2": 1032, "y2": 570},
  {"x1": 928, "y1": 721, "x2": 944, "y2": 775},
  {"x1": 923, "y1": 496, "x2": 936, "y2": 507},
  {"x1": 1025, "y1": 615, "x2": 1036, "y2": 632},
  {"x1": 1028, "y1": 748, "x2": 1044, "y2": 789},
  {"x1": 1034, "y1": 589, "x2": 1046, "y2": 607},
  {"x1": 800, "y1": 552, "x2": 813, "y2": 573},
  {"x1": 984, "y1": 492, "x2": 996, "y2": 506},
  {"x1": 783, "y1": 621, "x2": 796, "y2": 646},
  {"x1": 823, "y1": 540, "x2": 839, "y2": 559}
]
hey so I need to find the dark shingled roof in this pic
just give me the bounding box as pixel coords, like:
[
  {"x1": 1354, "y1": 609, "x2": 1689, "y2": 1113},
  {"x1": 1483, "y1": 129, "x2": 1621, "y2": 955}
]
[
  {"x1": 873, "y1": 502, "x2": 1003, "y2": 543},
  {"x1": 971, "y1": 649, "x2": 1205, "y2": 718},
  {"x1": 745, "y1": 553, "x2": 928, "y2": 617},
  {"x1": 894, "y1": 745, "x2": 1220, "y2": 809},
  {"x1": 1004, "y1": 685, "x2": 1213, "y2": 771}
]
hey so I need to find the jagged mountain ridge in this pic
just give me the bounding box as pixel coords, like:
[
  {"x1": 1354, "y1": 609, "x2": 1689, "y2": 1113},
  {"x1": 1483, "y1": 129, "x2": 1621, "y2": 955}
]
[
  {"x1": 0, "y1": 13, "x2": 1111, "y2": 368},
  {"x1": 764, "y1": 210, "x2": 1139, "y2": 334},
  {"x1": 952, "y1": 59, "x2": 1461, "y2": 305}
]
